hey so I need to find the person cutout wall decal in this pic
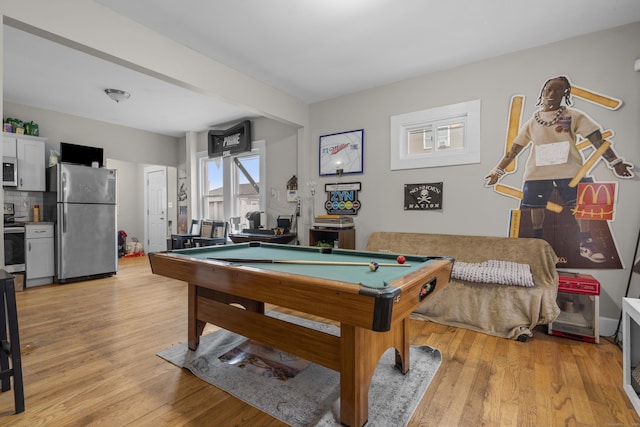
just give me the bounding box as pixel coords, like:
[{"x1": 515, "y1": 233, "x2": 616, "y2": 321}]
[{"x1": 485, "y1": 76, "x2": 634, "y2": 263}]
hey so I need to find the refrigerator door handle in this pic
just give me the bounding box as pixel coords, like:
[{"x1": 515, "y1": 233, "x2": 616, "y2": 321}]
[
  {"x1": 61, "y1": 171, "x2": 66, "y2": 198},
  {"x1": 62, "y1": 203, "x2": 67, "y2": 233}
]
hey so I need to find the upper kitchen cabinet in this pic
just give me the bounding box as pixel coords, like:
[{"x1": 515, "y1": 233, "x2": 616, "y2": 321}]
[
  {"x1": 2, "y1": 135, "x2": 17, "y2": 157},
  {"x1": 18, "y1": 137, "x2": 46, "y2": 191},
  {"x1": 3, "y1": 133, "x2": 47, "y2": 191}
]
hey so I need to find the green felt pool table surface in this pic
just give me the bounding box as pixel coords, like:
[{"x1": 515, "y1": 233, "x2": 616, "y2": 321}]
[{"x1": 169, "y1": 242, "x2": 438, "y2": 289}]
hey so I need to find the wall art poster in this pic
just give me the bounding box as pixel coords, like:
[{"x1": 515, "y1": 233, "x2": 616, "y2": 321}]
[
  {"x1": 319, "y1": 129, "x2": 364, "y2": 176},
  {"x1": 404, "y1": 182, "x2": 443, "y2": 210},
  {"x1": 484, "y1": 75, "x2": 634, "y2": 269},
  {"x1": 177, "y1": 169, "x2": 189, "y2": 233},
  {"x1": 177, "y1": 206, "x2": 188, "y2": 234},
  {"x1": 324, "y1": 182, "x2": 362, "y2": 215}
]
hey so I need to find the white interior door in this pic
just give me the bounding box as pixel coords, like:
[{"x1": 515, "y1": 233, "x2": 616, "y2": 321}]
[{"x1": 145, "y1": 166, "x2": 167, "y2": 253}]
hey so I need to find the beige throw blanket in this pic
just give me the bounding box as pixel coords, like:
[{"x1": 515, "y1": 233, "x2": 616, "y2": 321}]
[{"x1": 451, "y1": 260, "x2": 534, "y2": 287}]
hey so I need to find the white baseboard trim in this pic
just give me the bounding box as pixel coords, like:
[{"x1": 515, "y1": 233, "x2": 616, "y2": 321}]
[{"x1": 600, "y1": 316, "x2": 620, "y2": 338}]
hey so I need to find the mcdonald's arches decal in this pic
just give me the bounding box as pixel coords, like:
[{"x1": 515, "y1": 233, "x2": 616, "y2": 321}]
[{"x1": 574, "y1": 182, "x2": 616, "y2": 221}]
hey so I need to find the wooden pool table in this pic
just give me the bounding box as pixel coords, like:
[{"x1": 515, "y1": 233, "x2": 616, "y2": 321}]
[{"x1": 149, "y1": 242, "x2": 453, "y2": 427}]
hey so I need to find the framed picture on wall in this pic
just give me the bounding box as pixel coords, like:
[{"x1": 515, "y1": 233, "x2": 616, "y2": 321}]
[{"x1": 319, "y1": 129, "x2": 364, "y2": 176}]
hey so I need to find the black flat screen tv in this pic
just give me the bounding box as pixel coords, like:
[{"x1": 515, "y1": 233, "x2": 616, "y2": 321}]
[{"x1": 59, "y1": 142, "x2": 104, "y2": 167}]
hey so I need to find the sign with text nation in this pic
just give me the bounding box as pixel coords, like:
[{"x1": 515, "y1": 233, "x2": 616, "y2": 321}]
[{"x1": 404, "y1": 183, "x2": 443, "y2": 211}]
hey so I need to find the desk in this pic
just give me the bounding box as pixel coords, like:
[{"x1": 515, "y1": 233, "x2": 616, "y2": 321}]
[
  {"x1": 229, "y1": 232, "x2": 296, "y2": 244},
  {"x1": 149, "y1": 242, "x2": 452, "y2": 426},
  {"x1": 170, "y1": 233, "x2": 199, "y2": 249}
]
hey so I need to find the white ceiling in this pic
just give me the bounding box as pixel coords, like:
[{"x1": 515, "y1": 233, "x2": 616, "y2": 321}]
[{"x1": 3, "y1": 0, "x2": 640, "y2": 138}]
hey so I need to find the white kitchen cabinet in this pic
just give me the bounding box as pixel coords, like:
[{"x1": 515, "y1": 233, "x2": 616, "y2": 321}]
[
  {"x1": 25, "y1": 223, "x2": 54, "y2": 287},
  {"x1": 2, "y1": 133, "x2": 47, "y2": 191},
  {"x1": 2, "y1": 135, "x2": 17, "y2": 157},
  {"x1": 17, "y1": 137, "x2": 46, "y2": 191}
]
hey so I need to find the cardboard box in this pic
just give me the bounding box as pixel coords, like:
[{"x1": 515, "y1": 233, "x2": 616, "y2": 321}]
[{"x1": 12, "y1": 273, "x2": 24, "y2": 292}]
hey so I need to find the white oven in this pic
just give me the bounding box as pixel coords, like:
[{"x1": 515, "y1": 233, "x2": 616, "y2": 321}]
[{"x1": 4, "y1": 224, "x2": 25, "y2": 273}]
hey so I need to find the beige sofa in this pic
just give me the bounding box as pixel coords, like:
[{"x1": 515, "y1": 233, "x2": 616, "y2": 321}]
[{"x1": 365, "y1": 232, "x2": 560, "y2": 340}]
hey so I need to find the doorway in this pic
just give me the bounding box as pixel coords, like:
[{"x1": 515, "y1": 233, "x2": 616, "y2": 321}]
[{"x1": 144, "y1": 165, "x2": 177, "y2": 253}]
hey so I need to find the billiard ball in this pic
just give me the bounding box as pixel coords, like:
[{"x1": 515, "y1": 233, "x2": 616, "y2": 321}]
[
  {"x1": 397, "y1": 255, "x2": 406, "y2": 264},
  {"x1": 369, "y1": 261, "x2": 379, "y2": 271}
]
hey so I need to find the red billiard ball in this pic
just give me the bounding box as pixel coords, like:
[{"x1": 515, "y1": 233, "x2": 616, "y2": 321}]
[{"x1": 397, "y1": 255, "x2": 406, "y2": 264}]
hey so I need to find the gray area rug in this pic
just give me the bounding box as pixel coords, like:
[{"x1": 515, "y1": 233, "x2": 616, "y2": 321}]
[{"x1": 157, "y1": 311, "x2": 441, "y2": 427}]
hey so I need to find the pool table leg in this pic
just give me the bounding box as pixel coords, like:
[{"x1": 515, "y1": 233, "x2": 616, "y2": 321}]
[
  {"x1": 339, "y1": 318, "x2": 410, "y2": 427},
  {"x1": 188, "y1": 283, "x2": 206, "y2": 350},
  {"x1": 394, "y1": 317, "x2": 410, "y2": 374}
]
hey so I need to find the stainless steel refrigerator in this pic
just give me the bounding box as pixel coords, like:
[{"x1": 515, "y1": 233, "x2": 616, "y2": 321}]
[{"x1": 45, "y1": 163, "x2": 117, "y2": 283}]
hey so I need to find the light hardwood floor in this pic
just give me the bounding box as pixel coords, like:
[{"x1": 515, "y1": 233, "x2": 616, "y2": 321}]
[{"x1": 1, "y1": 255, "x2": 639, "y2": 426}]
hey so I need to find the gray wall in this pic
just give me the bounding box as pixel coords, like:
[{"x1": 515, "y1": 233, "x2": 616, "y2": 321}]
[
  {"x1": 192, "y1": 116, "x2": 299, "y2": 230},
  {"x1": 309, "y1": 22, "x2": 640, "y2": 325},
  {"x1": 252, "y1": 117, "x2": 299, "y2": 230},
  {"x1": 4, "y1": 101, "x2": 181, "y2": 240},
  {"x1": 4, "y1": 101, "x2": 300, "y2": 239},
  {"x1": 104, "y1": 158, "x2": 144, "y2": 243},
  {"x1": 3, "y1": 102, "x2": 180, "y2": 166},
  {"x1": 4, "y1": 22, "x2": 638, "y2": 329}
]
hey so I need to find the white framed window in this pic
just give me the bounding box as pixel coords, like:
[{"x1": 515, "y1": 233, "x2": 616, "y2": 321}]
[
  {"x1": 198, "y1": 140, "x2": 265, "y2": 228},
  {"x1": 390, "y1": 99, "x2": 481, "y2": 170}
]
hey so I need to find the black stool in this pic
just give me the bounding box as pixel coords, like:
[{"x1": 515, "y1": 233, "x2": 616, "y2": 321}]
[{"x1": 0, "y1": 270, "x2": 24, "y2": 413}]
